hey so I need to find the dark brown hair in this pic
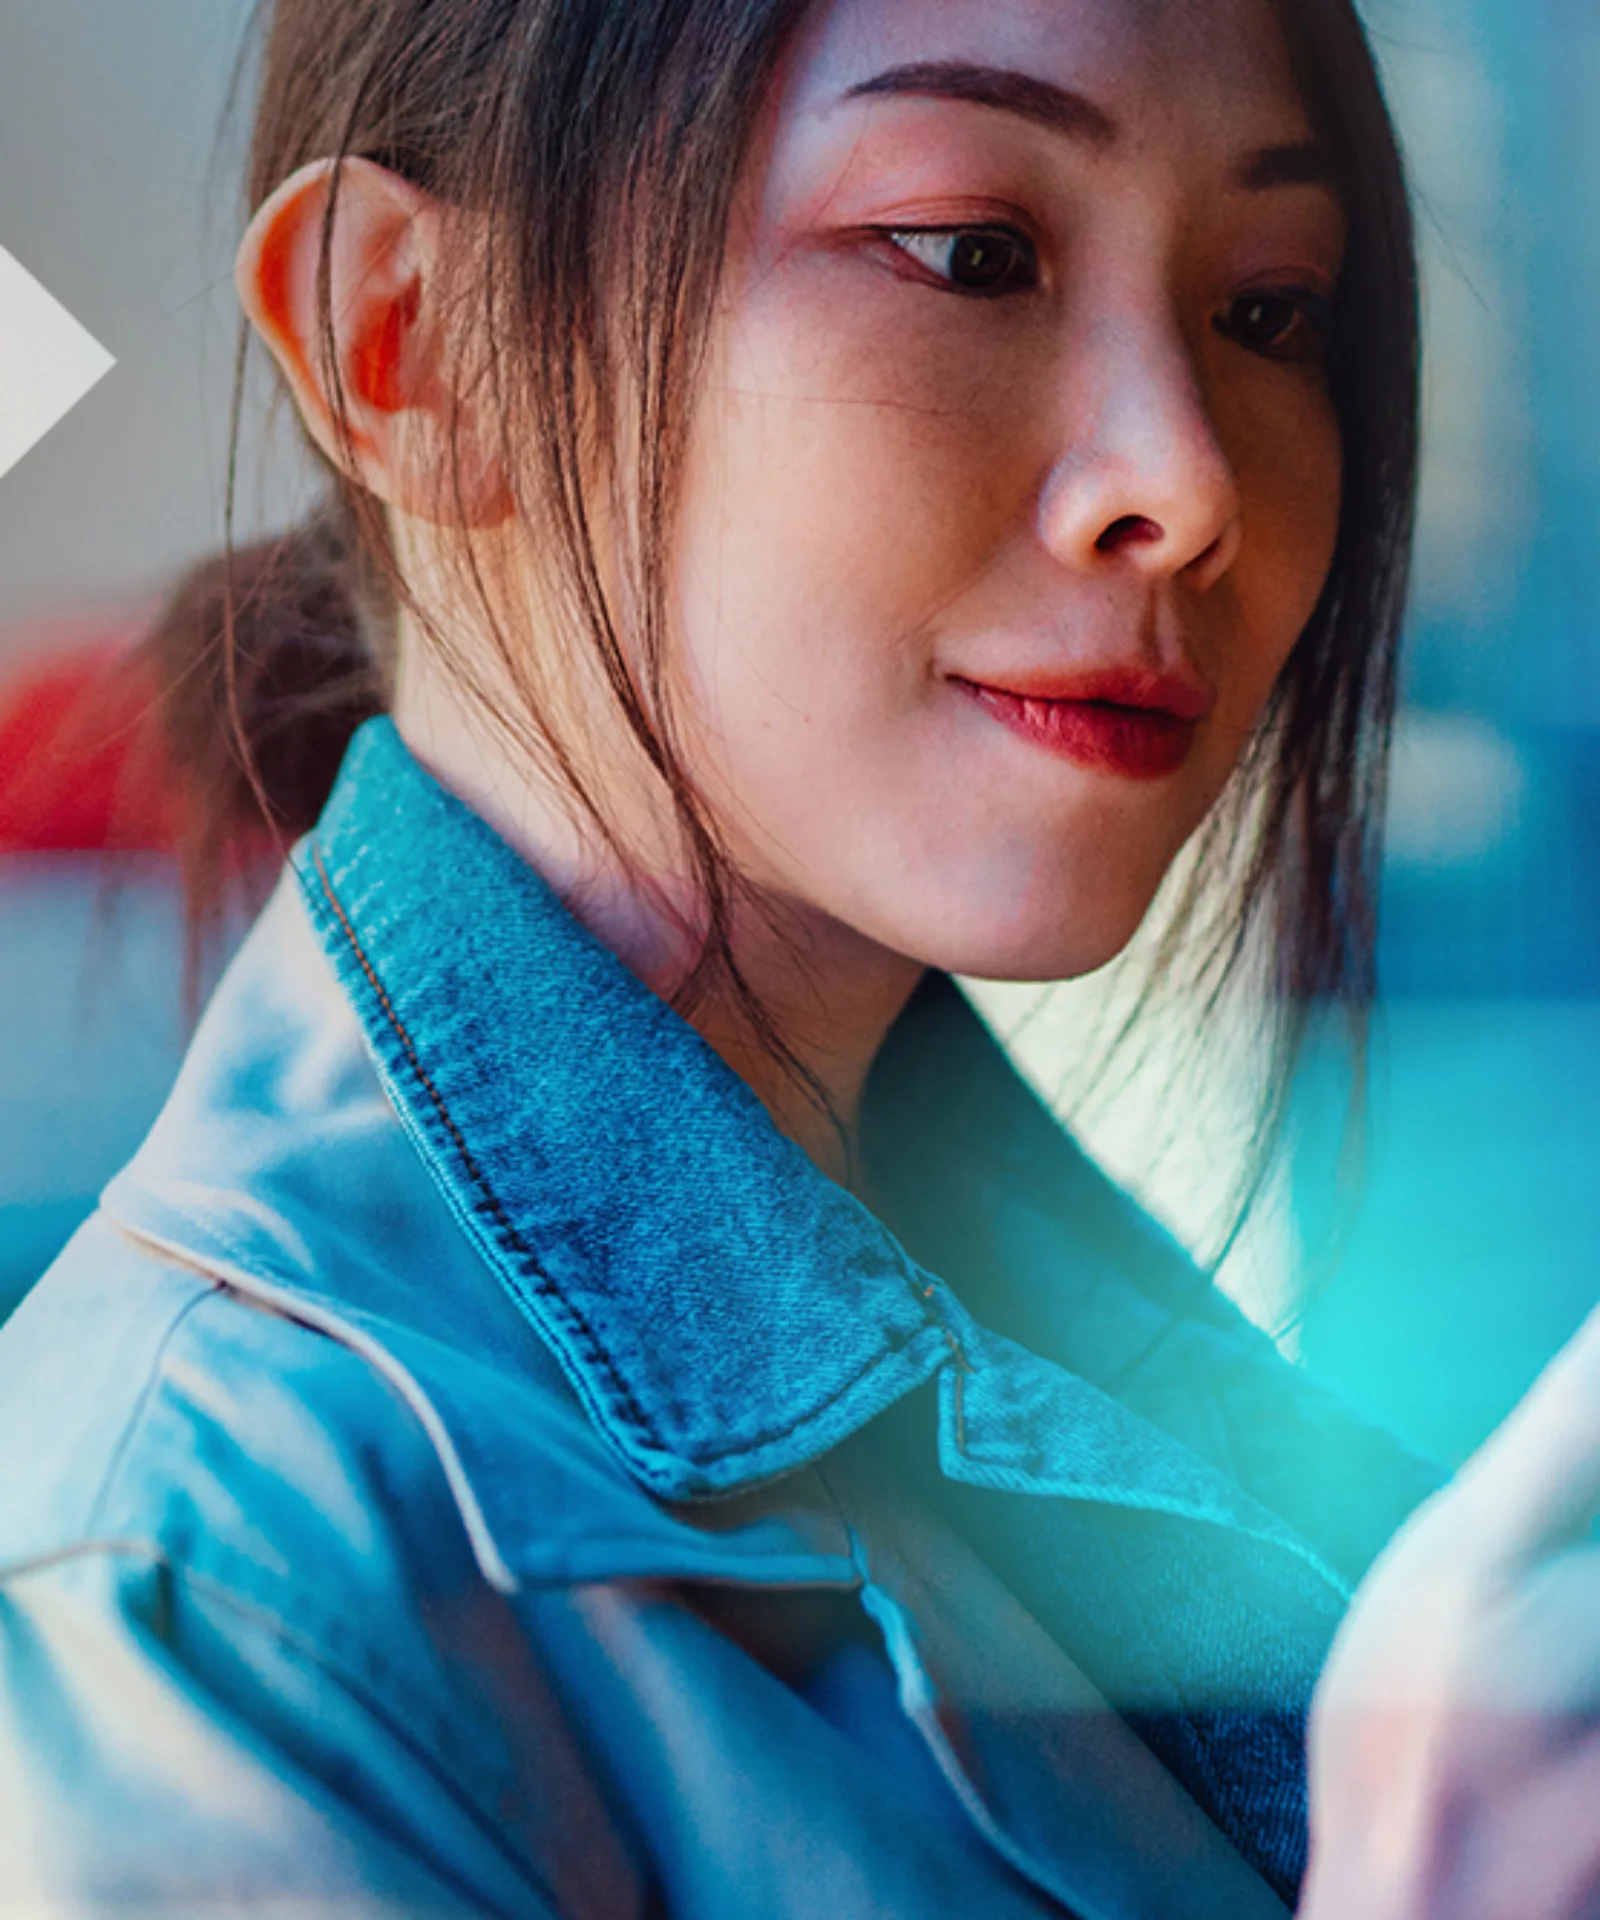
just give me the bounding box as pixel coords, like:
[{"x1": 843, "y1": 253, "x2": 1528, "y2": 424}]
[{"x1": 147, "y1": 0, "x2": 1418, "y2": 1163}]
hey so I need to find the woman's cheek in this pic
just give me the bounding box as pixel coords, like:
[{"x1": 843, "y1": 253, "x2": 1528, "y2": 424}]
[
  {"x1": 692, "y1": 294, "x2": 1041, "y2": 642},
  {"x1": 730, "y1": 246, "x2": 1058, "y2": 461},
  {"x1": 1233, "y1": 388, "x2": 1343, "y2": 682}
]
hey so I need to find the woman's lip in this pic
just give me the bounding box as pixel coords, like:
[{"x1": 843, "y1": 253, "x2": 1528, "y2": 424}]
[
  {"x1": 954, "y1": 677, "x2": 1202, "y2": 780},
  {"x1": 951, "y1": 665, "x2": 1214, "y2": 722}
]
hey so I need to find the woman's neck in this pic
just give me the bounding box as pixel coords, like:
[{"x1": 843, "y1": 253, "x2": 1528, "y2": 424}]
[
  {"x1": 392, "y1": 658, "x2": 924, "y2": 1188},
  {"x1": 678, "y1": 903, "x2": 927, "y2": 1187}
]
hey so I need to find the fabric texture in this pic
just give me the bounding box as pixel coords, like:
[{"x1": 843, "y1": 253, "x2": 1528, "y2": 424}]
[{"x1": 0, "y1": 717, "x2": 1444, "y2": 1917}]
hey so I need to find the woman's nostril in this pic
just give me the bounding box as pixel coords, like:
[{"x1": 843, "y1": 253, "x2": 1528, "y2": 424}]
[{"x1": 1096, "y1": 514, "x2": 1164, "y2": 554}]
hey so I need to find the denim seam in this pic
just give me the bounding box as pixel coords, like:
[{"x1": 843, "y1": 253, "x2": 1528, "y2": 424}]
[
  {"x1": 1, "y1": 1542, "x2": 559, "y2": 1916},
  {"x1": 306, "y1": 842, "x2": 665, "y2": 1454},
  {"x1": 306, "y1": 842, "x2": 941, "y2": 1472},
  {"x1": 81, "y1": 1279, "x2": 220, "y2": 1546},
  {"x1": 941, "y1": 1330, "x2": 972, "y2": 1454}
]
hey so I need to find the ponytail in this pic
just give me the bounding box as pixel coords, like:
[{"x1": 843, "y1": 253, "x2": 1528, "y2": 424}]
[{"x1": 142, "y1": 491, "x2": 387, "y2": 981}]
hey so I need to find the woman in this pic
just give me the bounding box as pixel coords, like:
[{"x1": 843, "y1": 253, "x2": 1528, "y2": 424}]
[{"x1": 2, "y1": 0, "x2": 1598, "y2": 1913}]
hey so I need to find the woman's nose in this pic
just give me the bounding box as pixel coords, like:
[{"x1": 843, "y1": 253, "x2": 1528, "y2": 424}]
[{"x1": 1036, "y1": 329, "x2": 1243, "y2": 591}]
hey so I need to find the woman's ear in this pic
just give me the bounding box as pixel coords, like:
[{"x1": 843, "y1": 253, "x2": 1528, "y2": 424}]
[{"x1": 236, "y1": 157, "x2": 513, "y2": 527}]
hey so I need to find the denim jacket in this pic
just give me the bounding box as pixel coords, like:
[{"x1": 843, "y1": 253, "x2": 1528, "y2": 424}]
[{"x1": 0, "y1": 719, "x2": 1442, "y2": 1918}]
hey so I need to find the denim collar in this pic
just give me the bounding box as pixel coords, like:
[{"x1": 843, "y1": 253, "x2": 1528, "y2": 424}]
[
  {"x1": 253, "y1": 719, "x2": 1435, "y2": 1574},
  {"x1": 295, "y1": 718, "x2": 959, "y2": 1501}
]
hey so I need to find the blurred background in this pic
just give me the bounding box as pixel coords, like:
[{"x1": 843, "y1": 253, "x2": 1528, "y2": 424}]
[
  {"x1": 3, "y1": 0, "x2": 1598, "y2": 1468},
  {"x1": 0, "y1": 0, "x2": 303, "y2": 1303}
]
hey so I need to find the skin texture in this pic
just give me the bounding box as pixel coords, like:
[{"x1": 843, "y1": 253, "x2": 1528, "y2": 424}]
[{"x1": 237, "y1": 0, "x2": 1345, "y2": 1174}]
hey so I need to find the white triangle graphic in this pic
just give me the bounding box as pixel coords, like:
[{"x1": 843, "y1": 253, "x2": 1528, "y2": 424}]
[{"x1": 0, "y1": 245, "x2": 116, "y2": 485}]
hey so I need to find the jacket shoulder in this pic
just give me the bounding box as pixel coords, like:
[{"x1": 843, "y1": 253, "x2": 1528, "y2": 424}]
[{"x1": 0, "y1": 1209, "x2": 479, "y2": 1618}]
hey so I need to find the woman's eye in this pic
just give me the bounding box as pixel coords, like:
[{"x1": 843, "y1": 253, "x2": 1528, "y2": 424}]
[
  {"x1": 884, "y1": 226, "x2": 1039, "y2": 297},
  {"x1": 1216, "y1": 289, "x2": 1334, "y2": 363}
]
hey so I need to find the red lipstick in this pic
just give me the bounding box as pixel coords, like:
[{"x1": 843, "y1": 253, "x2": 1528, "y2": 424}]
[{"x1": 954, "y1": 666, "x2": 1210, "y2": 781}]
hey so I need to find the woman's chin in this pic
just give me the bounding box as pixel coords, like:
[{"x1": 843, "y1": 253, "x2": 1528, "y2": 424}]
[
  {"x1": 880, "y1": 895, "x2": 1156, "y2": 989},
  {"x1": 879, "y1": 842, "x2": 1167, "y2": 984},
  {"x1": 933, "y1": 934, "x2": 1139, "y2": 987}
]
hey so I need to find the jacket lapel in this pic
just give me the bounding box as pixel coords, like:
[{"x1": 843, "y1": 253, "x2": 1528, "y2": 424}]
[
  {"x1": 819, "y1": 1436, "x2": 1292, "y2": 1919},
  {"x1": 861, "y1": 979, "x2": 1444, "y2": 1897}
]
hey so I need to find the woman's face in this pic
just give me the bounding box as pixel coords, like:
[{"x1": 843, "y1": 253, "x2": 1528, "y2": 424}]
[{"x1": 665, "y1": 0, "x2": 1345, "y2": 981}]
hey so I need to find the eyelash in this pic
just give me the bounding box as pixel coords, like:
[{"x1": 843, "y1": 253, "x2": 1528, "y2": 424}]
[
  {"x1": 878, "y1": 224, "x2": 1041, "y2": 298},
  {"x1": 875, "y1": 226, "x2": 1337, "y2": 365},
  {"x1": 1213, "y1": 288, "x2": 1336, "y2": 364}
]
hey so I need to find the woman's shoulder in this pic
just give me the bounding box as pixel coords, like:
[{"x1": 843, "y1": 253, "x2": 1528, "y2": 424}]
[
  {"x1": 0, "y1": 868, "x2": 501, "y2": 1603},
  {"x1": 0, "y1": 1207, "x2": 483, "y2": 1618},
  {"x1": 0, "y1": 1187, "x2": 738, "y2": 1633},
  {"x1": 0, "y1": 1208, "x2": 610, "y2": 1917}
]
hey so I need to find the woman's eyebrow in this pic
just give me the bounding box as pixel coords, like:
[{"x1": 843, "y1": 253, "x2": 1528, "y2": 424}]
[
  {"x1": 1236, "y1": 142, "x2": 1335, "y2": 192},
  {"x1": 840, "y1": 61, "x2": 1119, "y2": 147},
  {"x1": 840, "y1": 63, "x2": 1334, "y2": 197}
]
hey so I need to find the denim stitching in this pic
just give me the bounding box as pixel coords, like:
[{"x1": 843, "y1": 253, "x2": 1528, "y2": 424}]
[
  {"x1": 307, "y1": 842, "x2": 945, "y2": 1470},
  {"x1": 308, "y1": 843, "x2": 661, "y2": 1451},
  {"x1": 942, "y1": 1330, "x2": 972, "y2": 1454},
  {"x1": 81, "y1": 1281, "x2": 218, "y2": 1543}
]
